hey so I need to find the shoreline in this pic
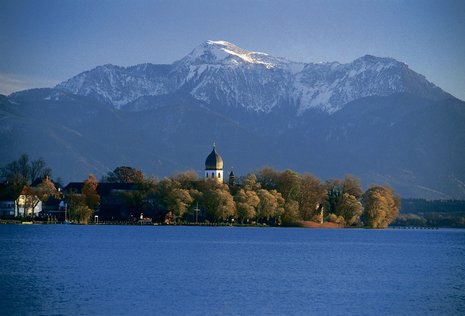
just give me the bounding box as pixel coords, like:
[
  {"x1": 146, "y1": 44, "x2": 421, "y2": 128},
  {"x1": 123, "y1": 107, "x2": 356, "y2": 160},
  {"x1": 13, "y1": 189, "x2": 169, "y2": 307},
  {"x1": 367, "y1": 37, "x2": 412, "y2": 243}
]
[{"x1": 0, "y1": 219, "x2": 445, "y2": 229}]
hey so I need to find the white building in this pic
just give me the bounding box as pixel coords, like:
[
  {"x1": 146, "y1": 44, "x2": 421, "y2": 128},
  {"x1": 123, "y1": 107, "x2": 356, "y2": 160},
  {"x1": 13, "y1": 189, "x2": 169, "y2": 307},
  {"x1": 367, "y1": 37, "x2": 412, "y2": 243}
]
[{"x1": 15, "y1": 193, "x2": 42, "y2": 217}]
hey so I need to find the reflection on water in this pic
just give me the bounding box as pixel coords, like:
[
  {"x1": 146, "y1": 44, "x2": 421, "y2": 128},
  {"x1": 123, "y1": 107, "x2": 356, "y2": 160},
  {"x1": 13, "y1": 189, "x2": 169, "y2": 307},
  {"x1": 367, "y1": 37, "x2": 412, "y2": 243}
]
[{"x1": 0, "y1": 225, "x2": 464, "y2": 315}]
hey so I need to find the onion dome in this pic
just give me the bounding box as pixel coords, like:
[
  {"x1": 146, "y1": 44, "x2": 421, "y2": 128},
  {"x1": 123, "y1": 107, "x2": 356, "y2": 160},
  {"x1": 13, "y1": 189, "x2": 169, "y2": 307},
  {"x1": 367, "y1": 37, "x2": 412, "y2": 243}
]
[{"x1": 205, "y1": 145, "x2": 223, "y2": 170}]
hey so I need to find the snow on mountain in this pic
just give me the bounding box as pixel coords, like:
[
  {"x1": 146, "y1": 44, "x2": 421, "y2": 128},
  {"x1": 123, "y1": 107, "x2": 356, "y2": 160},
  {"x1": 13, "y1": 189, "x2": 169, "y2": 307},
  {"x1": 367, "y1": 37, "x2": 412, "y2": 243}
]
[
  {"x1": 55, "y1": 40, "x2": 450, "y2": 113},
  {"x1": 178, "y1": 40, "x2": 289, "y2": 69},
  {"x1": 57, "y1": 64, "x2": 170, "y2": 109}
]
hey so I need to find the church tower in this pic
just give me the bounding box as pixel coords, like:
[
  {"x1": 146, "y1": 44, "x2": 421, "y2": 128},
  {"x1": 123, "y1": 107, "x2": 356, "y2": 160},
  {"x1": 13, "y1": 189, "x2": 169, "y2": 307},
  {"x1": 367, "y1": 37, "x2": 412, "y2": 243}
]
[
  {"x1": 228, "y1": 170, "x2": 236, "y2": 187},
  {"x1": 205, "y1": 144, "x2": 224, "y2": 183}
]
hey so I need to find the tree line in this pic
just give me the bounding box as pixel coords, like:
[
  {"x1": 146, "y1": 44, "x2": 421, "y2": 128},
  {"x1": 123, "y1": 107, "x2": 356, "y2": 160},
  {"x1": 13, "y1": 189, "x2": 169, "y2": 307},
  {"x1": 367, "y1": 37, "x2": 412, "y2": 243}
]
[
  {"x1": 80, "y1": 166, "x2": 400, "y2": 228},
  {"x1": 392, "y1": 198, "x2": 465, "y2": 228},
  {"x1": 1, "y1": 155, "x2": 400, "y2": 228}
]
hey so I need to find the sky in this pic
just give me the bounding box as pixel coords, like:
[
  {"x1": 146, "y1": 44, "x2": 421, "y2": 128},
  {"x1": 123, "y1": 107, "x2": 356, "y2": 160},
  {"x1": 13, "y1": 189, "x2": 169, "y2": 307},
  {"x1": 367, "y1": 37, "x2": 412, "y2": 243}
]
[{"x1": 1, "y1": 0, "x2": 464, "y2": 100}]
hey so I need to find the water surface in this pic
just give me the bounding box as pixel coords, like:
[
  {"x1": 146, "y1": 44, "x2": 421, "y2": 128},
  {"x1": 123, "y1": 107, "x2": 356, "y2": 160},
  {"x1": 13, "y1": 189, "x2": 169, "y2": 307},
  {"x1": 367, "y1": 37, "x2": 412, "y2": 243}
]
[{"x1": 1, "y1": 225, "x2": 464, "y2": 315}]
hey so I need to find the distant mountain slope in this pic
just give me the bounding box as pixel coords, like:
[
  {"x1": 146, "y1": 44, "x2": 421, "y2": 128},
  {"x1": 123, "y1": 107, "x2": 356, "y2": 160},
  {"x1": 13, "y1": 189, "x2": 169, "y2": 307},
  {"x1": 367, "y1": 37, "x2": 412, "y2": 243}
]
[{"x1": 1, "y1": 41, "x2": 464, "y2": 199}]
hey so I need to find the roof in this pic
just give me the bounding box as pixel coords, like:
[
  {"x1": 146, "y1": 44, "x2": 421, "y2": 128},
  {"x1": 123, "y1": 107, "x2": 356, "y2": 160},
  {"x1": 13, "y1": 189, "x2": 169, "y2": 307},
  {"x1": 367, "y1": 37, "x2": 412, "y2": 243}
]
[{"x1": 205, "y1": 146, "x2": 224, "y2": 170}]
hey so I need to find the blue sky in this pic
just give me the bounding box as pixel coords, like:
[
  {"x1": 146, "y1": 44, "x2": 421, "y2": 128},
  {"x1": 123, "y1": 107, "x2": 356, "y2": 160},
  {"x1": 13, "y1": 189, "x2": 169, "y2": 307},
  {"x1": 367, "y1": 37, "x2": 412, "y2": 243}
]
[{"x1": 1, "y1": 0, "x2": 464, "y2": 100}]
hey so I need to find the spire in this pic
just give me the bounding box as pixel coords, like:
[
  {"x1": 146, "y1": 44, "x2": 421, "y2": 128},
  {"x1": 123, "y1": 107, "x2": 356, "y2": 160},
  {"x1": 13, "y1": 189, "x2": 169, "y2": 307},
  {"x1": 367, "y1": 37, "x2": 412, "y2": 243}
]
[{"x1": 228, "y1": 167, "x2": 236, "y2": 187}]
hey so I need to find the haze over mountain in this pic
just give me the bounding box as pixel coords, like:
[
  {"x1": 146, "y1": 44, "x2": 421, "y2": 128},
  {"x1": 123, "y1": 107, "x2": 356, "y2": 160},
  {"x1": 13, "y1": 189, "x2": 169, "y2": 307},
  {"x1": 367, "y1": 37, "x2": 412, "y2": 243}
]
[{"x1": 1, "y1": 41, "x2": 464, "y2": 199}]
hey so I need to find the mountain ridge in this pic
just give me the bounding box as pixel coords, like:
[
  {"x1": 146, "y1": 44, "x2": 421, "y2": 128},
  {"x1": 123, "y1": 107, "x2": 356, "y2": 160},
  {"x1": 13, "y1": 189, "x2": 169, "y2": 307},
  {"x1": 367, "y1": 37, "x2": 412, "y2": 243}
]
[{"x1": 54, "y1": 40, "x2": 451, "y2": 113}]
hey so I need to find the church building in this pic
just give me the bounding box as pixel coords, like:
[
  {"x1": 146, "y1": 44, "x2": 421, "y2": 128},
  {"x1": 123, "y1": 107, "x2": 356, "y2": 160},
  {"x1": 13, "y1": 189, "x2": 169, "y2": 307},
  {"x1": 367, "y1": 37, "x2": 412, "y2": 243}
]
[{"x1": 204, "y1": 144, "x2": 224, "y2": 183}]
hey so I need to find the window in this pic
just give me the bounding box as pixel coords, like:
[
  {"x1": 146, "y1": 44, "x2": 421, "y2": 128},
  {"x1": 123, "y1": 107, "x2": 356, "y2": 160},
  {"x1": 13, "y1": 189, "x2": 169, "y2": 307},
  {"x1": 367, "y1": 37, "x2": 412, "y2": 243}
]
[
  {"x1": 212, "y1": 172, "x2": 214, "y2": 178},
  {"x1": 218, "y1": 173, "x2": 221, "y2": 178},
  {"x1": 206, "y1": 173, "x2": 208, "y2": 178}
]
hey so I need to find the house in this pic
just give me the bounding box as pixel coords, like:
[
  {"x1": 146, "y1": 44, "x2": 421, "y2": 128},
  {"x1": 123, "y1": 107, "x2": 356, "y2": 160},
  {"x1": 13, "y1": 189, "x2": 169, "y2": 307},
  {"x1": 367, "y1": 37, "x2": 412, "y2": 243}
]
[
  {"x1": 0, "y1": 186, "x2": 43, "y2": 218},
  {"x1": 15, "y1": 186, "x2": 42, "y2": 217},
  {"x1": 0, "y1": 176, "x2": 63, "y2": 218}
]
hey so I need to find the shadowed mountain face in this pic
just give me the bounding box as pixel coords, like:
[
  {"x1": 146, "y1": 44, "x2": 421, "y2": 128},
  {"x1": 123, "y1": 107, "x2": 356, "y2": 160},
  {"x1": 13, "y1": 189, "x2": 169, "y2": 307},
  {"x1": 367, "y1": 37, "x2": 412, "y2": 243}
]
[{"x1": 1, "y1": 41, "x2": 464, "y2": 199}]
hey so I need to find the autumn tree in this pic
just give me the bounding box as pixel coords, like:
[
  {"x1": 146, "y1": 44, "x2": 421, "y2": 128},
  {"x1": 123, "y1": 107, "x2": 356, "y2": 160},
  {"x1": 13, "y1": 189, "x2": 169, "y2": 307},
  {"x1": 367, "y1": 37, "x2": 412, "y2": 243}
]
[
  {"x1": 362, "y1": 186, "x2": 400, "y2": 228},
  {"x1": 241, "y1": 173, "x2": 262, "y2": 191},
  {"x1": 281, "y1": 200, "x2": 300, "y2": 225},
  {"x1": 256, "y1": 189, "x2": 285, "y2": 224},
  {"x1": 65, "y1": 175, "x2": 101, "y2": 224},
  {"x1": 66, "y1": 192, "x2": 92, "y2": 224},
  {"x1": 275, "y1": 170, "x2": 301, "y2": 202},
  {"x1": 157, "y1": 177, "x2": 195, "y2": 221},
  {"x1": 82, "y1": 174, "x2": 100, "y2": 211},
  {"x1": 256, "y1": 167, "x2": 280, "y2": 191},
  {"x1": 104, "y1": 166, "x2": 144, "y2": 183},
  {"x1": 326, "y1": 175, "x2": 363, "y2": 225},
  {"x1": 298, "y1": 173, "x2": 327, "y2": 221},
  {"x1": 197, "y1": 181, "x2": 236, "y2": 222},
  {"x1": 234, "y1": 188, "x2": 260, "y2": 223},
  {"x1": 172, "y1": 171, "x2": 199, "y2": 189},
  {"x1": 341, "y1": 175, "x2": 363, "y2": 199},
  {"x1": 338, "y1": 193, "x2": 363, "y2": 226}
]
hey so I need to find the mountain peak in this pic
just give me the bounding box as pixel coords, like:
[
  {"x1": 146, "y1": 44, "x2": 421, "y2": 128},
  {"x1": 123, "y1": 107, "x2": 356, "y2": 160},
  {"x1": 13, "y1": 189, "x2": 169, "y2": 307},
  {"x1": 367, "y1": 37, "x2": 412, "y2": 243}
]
[{"x1": 181, "y1": 40, "x2": 280, "y2": 69}]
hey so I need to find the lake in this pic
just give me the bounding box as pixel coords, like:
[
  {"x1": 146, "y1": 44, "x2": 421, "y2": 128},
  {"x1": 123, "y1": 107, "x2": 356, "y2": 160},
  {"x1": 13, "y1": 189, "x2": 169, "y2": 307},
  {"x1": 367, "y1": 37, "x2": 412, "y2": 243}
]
[{"x1": 0, "y1": 225, "x2": 464, "y2": 315}]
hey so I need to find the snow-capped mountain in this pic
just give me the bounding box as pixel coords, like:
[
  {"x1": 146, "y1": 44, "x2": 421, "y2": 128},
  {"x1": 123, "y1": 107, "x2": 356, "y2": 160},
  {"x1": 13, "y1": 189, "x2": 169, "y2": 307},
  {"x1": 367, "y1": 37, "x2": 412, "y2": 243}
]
[
  {"x1": 56, "y1": 40, "x2": 450, "y2": 113},
  {"x1": 4, "y1": 40, "x2": 464, "y2": 199}
]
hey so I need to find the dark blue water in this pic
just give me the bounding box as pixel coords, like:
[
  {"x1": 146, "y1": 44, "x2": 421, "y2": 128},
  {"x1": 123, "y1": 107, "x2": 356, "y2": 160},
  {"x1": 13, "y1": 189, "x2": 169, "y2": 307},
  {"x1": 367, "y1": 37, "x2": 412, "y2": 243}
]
[{"x1": 1, "y1": 225, "x2": 464, "y2": 315}]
